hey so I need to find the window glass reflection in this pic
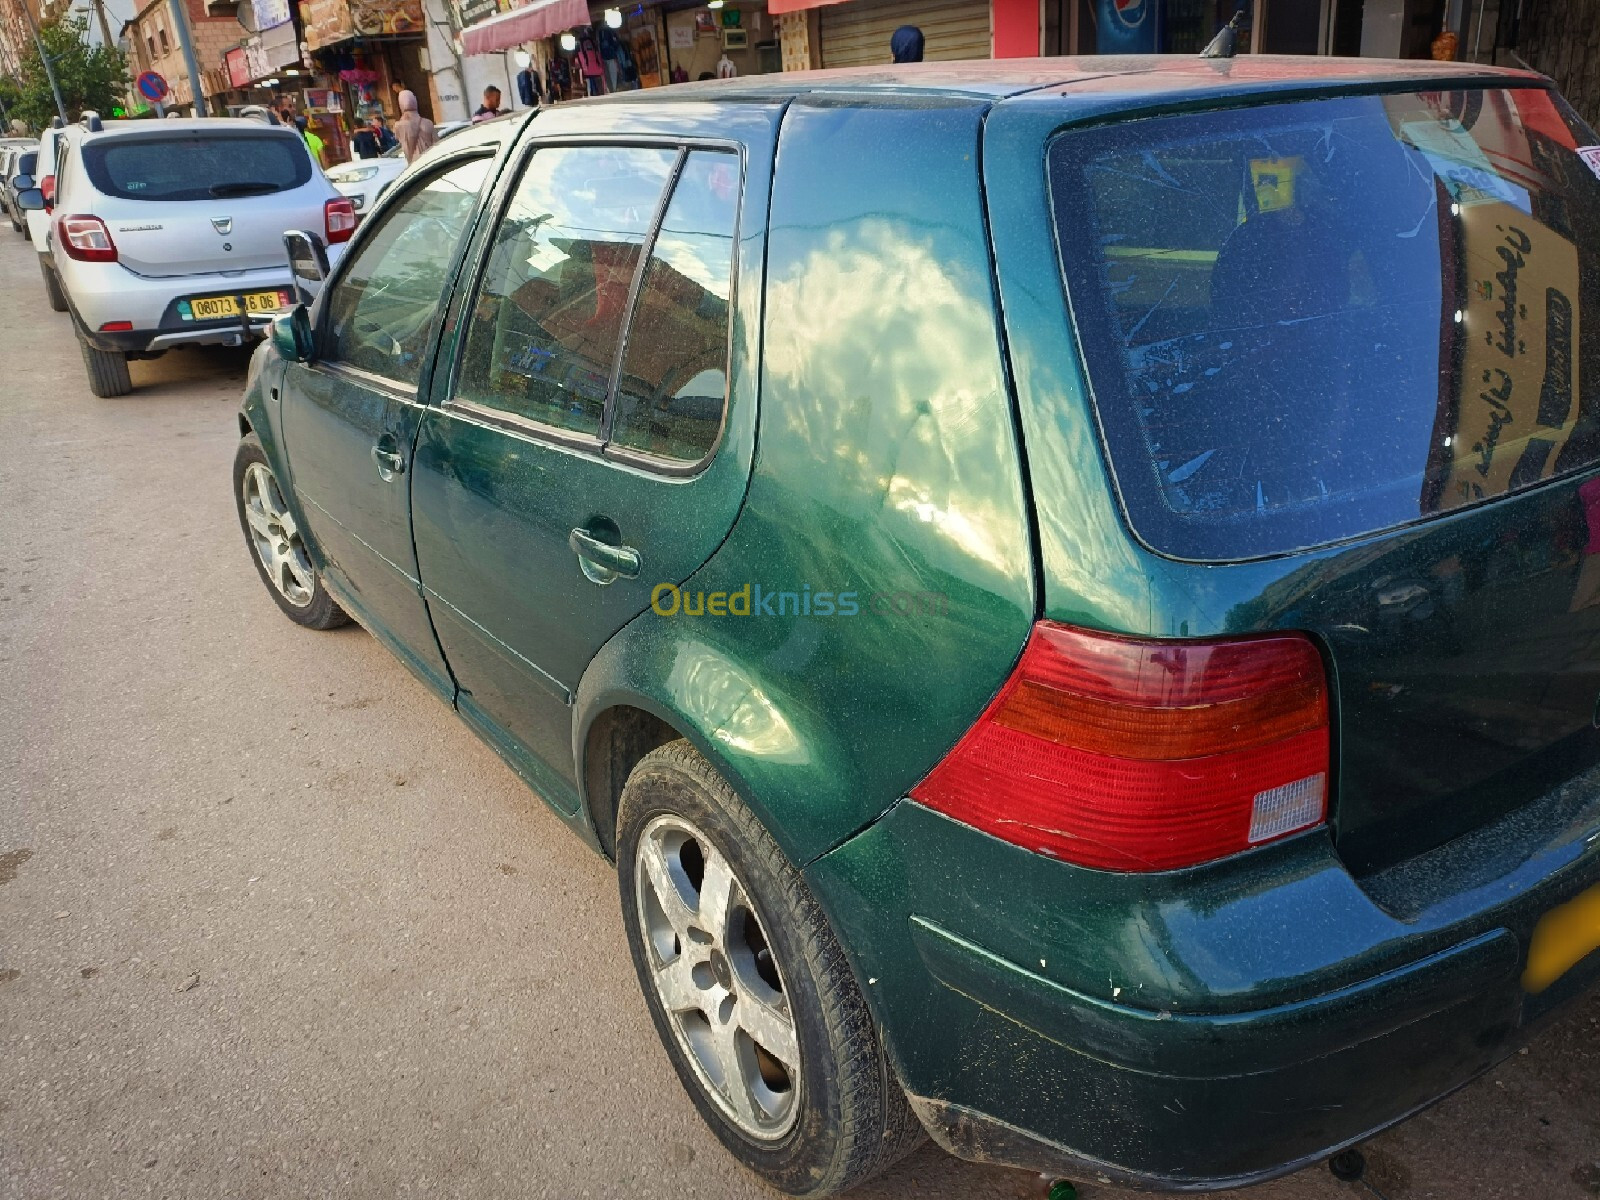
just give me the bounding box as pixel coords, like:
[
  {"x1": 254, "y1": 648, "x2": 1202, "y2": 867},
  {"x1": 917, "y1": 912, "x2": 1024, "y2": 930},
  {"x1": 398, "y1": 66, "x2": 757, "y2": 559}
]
[
  {"x1": 611, "y1": 150, "x2": 740, "y2": 463},
  {"x1": 457, "y1": 146, "x2": 677, "y2": 436}
]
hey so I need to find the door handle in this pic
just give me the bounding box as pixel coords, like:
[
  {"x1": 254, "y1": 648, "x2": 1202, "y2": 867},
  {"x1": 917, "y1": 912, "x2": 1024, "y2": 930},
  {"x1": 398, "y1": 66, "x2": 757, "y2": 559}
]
[
  {"x1": 568, "y1": 527, "x2": 641, "y2": 585},
  {"x1": 371, "y1": 444, "x2": 406, "y2": 480}
]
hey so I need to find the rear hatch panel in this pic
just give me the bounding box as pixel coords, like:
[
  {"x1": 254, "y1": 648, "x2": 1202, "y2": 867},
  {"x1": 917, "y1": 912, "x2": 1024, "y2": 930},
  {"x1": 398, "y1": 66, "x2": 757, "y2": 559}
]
[
  {"x1": 989, "y1": 80, "x2": 1600, "y2": 874},
  {"x1": 84, "y1": 129, "x2": 327, "y2": 276}
]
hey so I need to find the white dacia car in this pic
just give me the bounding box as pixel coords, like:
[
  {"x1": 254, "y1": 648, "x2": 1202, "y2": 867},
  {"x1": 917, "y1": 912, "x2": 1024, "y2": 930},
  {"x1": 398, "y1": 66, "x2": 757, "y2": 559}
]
[{"x1": 19, "y1": 114, "x2": 353, "y2": 397}]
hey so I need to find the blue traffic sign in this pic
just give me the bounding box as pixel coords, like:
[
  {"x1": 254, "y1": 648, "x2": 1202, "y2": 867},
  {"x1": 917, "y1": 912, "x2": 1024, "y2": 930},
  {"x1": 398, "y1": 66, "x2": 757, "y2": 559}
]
[{"x1": 136, "y1": 71, "x2": 169, "y2": 102}]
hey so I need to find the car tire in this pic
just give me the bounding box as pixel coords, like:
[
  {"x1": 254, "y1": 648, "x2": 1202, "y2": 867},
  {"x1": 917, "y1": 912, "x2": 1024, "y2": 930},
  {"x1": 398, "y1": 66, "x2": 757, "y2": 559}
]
[
  {"x1": 233, "y1": 436, "x2": 350, "y2": 631},
  {"x1": 617, "y1": 741, "x2": 925, "y2": 1197},
  {"x1": 40, "y1": 260, "x2": 67, "y2": 312},
  {"x1": 8, "y1": 213, "x2": 19, "y2": 233},
  {"x1": 78, "y1": 337, "x2": 132, "y2": 399}
]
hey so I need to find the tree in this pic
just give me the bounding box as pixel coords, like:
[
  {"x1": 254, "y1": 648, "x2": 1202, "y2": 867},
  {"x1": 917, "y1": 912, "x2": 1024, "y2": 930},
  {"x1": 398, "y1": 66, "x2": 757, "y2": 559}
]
[{"x1": 10, "y1": 14, "x2": 128, "y2": 131}]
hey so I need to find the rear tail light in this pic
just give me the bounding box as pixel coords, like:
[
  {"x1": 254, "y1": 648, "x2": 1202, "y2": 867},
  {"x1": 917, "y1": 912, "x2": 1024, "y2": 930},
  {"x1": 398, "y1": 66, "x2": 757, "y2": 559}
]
[
  {"x1": 324, "y1": 197, "x2": 356, "y2": 244},
  {"x1": 910, "y1": 623, "x2": 1330, "y2": 872},
  {"x1": 57, "y1": 214, "x2": 117, "y2": 263},
  {"x1": 98, "y1": 321, "x2": 133, "y2": 332}
]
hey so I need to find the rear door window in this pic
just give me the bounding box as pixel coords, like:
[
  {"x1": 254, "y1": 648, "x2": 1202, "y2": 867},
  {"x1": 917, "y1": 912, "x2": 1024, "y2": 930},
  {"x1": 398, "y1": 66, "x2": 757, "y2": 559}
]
[
  {"x1": 610, "y1": 149, "x2": 739, "y2": 464},
  {"x1": 454, "y1": 142, "x2": 742, "y2": 466},
  {"x1": 457, "y1": 145, "x2": 679, "y2": 437},
  {"x1": 1051, "y1": 87, "x2": 1600, "y2": 560},
  {"x1": 82, "y1": 133, "x2": 312, "y2": 202}
]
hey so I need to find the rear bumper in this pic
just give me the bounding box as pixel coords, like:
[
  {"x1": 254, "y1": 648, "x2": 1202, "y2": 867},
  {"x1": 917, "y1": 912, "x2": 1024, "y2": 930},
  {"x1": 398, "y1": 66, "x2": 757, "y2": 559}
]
[
  {"x1": 805, "y1": 780, "x2": 1600, "y2": 1188},
  {"x1": 61, "y1": 260, "x2": 297, "y2": 354}
]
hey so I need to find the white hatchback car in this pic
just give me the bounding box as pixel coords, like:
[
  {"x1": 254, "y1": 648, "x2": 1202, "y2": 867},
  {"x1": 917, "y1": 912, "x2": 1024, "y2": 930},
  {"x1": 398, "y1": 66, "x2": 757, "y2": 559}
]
[
  {"x1": 20, "y1": 114, "x2": 354, "y2": 397},
  {"x1": 325, "y1": 121, "x2": 470, "y2": 217}
]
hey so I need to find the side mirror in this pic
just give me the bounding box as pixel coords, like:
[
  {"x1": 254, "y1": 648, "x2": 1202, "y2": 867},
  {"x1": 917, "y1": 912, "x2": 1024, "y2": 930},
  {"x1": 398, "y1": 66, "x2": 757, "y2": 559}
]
[
  {"x1": 12, "y1": 174, "x2": 34, "y2": 191},
  {"x1": 283, "y1": 229, "x2": 331, "y2": 306},
  {"x1": 270, "y1": 306, "x2": 315, "y2": 363},
  {"x1": 17, "y1": 154, "x2": 36, "y2": 176},
  {"x1": 15, "y1": 188, "x2": 43, "y2": 211}
]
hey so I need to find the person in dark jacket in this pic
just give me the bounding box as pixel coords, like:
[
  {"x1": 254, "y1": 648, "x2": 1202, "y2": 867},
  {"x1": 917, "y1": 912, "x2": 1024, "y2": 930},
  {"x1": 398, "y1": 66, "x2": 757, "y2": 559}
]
[{"x1": 890, "y1": 24, "x2": 924, "y2": 62}]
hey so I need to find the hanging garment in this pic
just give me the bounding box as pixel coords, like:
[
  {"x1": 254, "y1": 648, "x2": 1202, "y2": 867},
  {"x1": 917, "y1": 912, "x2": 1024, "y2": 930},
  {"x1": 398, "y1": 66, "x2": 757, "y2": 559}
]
[{"x1": 517, "y1": 67, "x2": 541, "y2": 107}]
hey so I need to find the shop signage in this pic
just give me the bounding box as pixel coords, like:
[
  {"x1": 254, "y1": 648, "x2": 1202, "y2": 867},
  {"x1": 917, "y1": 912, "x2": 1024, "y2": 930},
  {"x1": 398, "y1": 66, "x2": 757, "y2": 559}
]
[
  {"x1": 225, "y1": 46, "x2": 251, "y2": 89},
  {"x1": 302, "y1": 0, "x2": 424, "y2": 47},
  {"x1": 252, "y1": 0, "x2": 293, "y2": 31},
  {"x1": 244, "y1": 36, "x2": 272, "y2": 80},
  {"x1": 300, "y1": 0, "x2": 355, "y2": 49},
  {"x1": 351, "y1": 0, "x2": 424, "y2": 35},
  {"x1": 305, "y1": 87, "x2": 344, "y2": 112},
  {"x1": 455, "y1": 0, "x2": 499, "y2": 26}
]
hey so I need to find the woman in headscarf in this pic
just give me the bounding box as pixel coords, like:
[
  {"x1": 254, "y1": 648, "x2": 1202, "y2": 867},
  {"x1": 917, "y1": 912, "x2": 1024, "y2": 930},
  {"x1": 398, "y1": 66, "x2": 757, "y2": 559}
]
[
  {"x1": 890, "y1": 24, "x2": 924, "y2": 62},
  {"x1": 394, "y1": 90, "x2": 437, "y2": 163}
]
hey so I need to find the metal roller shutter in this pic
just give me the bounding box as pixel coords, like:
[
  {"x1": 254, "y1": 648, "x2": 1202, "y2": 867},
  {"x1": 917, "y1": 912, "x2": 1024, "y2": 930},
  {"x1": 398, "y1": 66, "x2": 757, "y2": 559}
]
[{"x1": 819, "y1": 0, "x2": 991, "y2": 68}]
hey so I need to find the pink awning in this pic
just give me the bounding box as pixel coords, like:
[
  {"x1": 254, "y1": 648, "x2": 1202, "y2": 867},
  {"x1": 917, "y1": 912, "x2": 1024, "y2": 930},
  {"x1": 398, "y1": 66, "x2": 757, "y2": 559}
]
[
  {"x1": 461, "y1": 0, "x2": 591, "y2": 55},
  {"x1": 767, "y1": 0, "x2": 849, "y2": 14}
]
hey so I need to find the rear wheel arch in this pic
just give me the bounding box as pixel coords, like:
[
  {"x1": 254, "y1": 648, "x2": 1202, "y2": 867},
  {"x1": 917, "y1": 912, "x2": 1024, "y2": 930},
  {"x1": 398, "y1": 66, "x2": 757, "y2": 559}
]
[{"x1": 579, "y1": 701, "x2": 695, "y2": 862}]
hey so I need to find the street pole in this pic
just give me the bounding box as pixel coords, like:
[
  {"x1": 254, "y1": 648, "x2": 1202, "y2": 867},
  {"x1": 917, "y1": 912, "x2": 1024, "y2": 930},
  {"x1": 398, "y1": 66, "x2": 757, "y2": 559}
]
[
  {"x1": 20, "y1": 0, "x2": 70, "y2": 126},
  {"x1": 91, "y1": 0, "x2": 116, "y2": 51},
  {"x1": 167, "y1": 0, "x2": 208, "y2": 115}
]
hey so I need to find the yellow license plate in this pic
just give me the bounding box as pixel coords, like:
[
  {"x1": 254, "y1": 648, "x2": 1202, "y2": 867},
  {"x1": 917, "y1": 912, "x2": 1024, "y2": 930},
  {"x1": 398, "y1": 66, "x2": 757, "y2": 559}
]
[
  {"x1": 1523, "y1": 882, "x2": 1600, "y2": 993},
  {"x1": 182, "y1": 290, "x2": 291, "y2": 320}
]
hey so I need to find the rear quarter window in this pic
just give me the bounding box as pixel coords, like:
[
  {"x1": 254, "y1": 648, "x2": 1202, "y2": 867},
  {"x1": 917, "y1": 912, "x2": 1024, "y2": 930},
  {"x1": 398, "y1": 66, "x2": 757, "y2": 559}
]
[
  {"x1": 82, "y1": 133, "x2": 312, "y2": 202},
  {"x1": 1051, "y1": 87, "x2": 1600, "y2": 560}
]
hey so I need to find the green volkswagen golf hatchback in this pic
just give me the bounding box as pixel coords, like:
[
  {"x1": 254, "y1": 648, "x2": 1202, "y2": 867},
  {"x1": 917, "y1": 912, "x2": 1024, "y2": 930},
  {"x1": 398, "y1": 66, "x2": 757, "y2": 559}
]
[{"x1": 234, "y1": 56, "x2": 1600, "y2": 1194}]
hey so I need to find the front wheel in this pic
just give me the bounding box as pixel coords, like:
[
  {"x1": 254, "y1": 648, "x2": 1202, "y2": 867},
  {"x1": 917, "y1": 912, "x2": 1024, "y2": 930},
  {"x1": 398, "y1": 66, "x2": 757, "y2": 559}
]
[
  {"x1": 617, "y1": 742, "x2": 924, "y2": 1196},
  {"x1": 233, "y1": 436, "x2": 349, "y2": 630}
]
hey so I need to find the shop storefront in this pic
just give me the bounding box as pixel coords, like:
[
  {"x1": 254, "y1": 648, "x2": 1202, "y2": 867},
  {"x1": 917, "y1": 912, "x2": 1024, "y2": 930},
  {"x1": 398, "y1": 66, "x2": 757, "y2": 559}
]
[
  {"x1": 456, "y1": 0, "x2": 781, "y2": 102},
  {"x1": 660, "y1": 2, "x2": 779, "y2": 81},
  {"x1": 303, "y1": 0, "x2": 434, "y2": 145},
  {"x1": 814, "y1": 0, "x2": 986, "y2": 66},
  {"x1": 1041, "y1": 0, "x2": 1360, "y2": 56}
]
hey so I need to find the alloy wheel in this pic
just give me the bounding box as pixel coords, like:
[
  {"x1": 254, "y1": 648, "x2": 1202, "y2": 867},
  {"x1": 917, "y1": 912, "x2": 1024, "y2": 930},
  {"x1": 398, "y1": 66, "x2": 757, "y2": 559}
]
[
  {"x1": 241, "y1": 462, "x2": 315, "y2": 609},
  {"x1": 635, "y1": 814, "x2": 801, "y2": 1140}
]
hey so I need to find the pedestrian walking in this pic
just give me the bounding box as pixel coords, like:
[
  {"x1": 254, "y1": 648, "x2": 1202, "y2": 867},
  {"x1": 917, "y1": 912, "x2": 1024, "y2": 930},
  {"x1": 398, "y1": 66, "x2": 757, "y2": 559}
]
[
  {"x1": 891, "y1": 24, "x2": 924, "y2": 62},
  {"x1": 394, "y1": 90, "x2": 437, "y2": 162},
  {"x1": 473, "y1": 85, "x2": 503, "y2": 123},
  {"x1": 295, "y1": 115, "x2": 327, "y2": 168},
  {"x1": 576, "y1": 36, "x2": 605, "y2": 96}
]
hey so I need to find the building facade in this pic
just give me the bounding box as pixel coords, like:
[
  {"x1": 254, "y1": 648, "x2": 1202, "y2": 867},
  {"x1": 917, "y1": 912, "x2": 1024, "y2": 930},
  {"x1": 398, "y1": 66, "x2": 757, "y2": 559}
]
[
  {"x1": 0, "y1": 0, "x2": 44, "y2": 83},
  {"x1": 124, "y1": 0, "x2": 242, "y2": 110}
]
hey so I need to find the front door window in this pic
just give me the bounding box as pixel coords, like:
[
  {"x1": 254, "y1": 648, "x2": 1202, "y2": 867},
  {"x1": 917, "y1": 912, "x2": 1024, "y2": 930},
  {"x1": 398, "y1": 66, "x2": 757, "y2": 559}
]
[{"x1": 322, "y1": 157, "x2": 490, "y2": 388}]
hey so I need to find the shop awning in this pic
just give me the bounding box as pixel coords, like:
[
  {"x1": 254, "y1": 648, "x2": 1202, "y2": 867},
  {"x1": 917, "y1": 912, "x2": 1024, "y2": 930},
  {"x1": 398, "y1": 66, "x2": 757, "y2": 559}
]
[
  {"x1": 766, "y1": 0, "x2": 849, "y2": 14},
  {"x1": 460, "y1": 0, "x2": 591, "y2": 55}
]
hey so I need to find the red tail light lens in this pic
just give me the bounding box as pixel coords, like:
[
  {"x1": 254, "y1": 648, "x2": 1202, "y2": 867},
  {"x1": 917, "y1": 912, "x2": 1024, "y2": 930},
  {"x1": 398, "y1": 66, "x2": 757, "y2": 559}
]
[
  {"x1": 910, "y1": 623, "x2": 1329, "y2": 872},
  {"x1": 57, "y1": 214, "x2": 117, "y2": 263},
  {"x1": 41, "y1": 174, "x2": 55, "y2": 212},
  {"x1": 324, "y1": 198, "x2": 356, "y2": 244}
]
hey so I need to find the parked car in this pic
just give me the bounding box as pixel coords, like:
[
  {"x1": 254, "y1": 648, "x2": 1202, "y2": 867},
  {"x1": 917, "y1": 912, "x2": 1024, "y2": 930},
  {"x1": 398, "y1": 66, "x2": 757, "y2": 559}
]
[
  {"x1": 23, "y1": 122, "x2": 73, "y2": 310},
  {"x1": 326, "y1": 121, "x2": 470, "y2": 216},
  {"x1": 325, "y1": 150, "x2": 405, "y2": 217},
  {"x1": 1, "y1": 143, "x2": 38, "y2": 232},
  {"x1": 233, "y1": 59, "x2": 1600, "y2": 1196},
  {"x1": 17, "y1": 113, "x2": 355, "y2": 398}
]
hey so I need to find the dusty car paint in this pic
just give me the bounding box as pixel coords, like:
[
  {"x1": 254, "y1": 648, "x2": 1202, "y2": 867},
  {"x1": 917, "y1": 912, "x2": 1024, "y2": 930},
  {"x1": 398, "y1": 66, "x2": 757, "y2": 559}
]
[{"x1": 239, "y1": 57, "x2": 1600, "y2": 1190}]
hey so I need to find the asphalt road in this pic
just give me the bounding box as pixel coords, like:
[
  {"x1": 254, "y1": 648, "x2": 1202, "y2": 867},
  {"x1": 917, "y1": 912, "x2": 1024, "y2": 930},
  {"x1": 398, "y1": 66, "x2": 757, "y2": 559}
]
[{"x1": 1, "y1": 227, "x2": 1596, "y2": 1200}]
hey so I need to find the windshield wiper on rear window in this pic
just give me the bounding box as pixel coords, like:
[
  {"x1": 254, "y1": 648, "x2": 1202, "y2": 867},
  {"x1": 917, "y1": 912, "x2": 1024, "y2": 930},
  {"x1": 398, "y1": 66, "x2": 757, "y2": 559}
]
[{"x1": 209, "y1": 181, "x2": 281, "y2": 197}]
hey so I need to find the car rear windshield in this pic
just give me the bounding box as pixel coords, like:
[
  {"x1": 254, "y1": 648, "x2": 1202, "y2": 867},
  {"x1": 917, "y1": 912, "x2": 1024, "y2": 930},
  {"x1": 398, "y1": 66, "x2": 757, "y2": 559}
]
[
  {"x1": 82, "y1": 133, "x2": 312, "y2": 202},
  {"x1": 1051, "y1": 87, "x2": 1600, "y2": 560}
]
